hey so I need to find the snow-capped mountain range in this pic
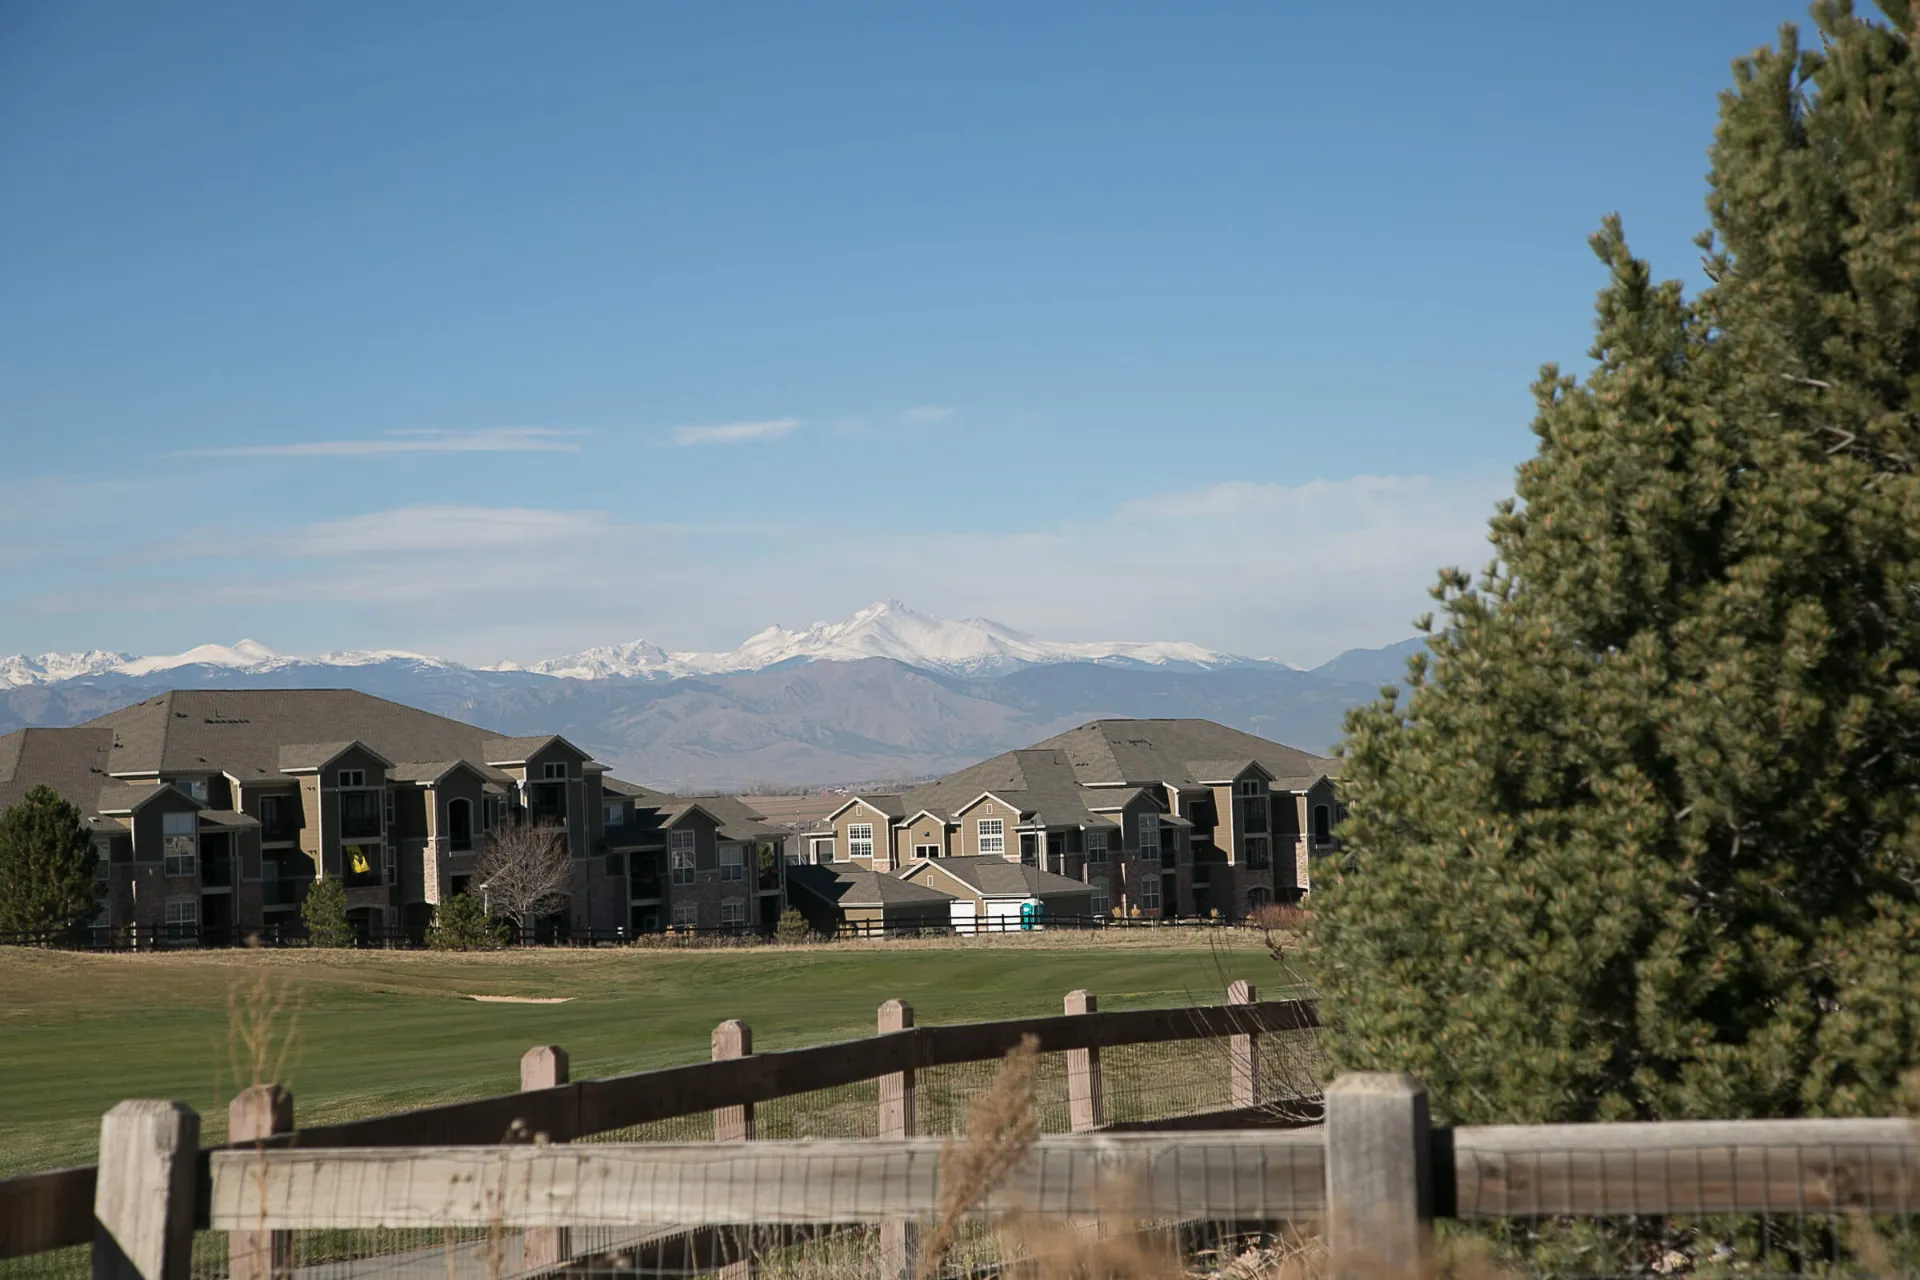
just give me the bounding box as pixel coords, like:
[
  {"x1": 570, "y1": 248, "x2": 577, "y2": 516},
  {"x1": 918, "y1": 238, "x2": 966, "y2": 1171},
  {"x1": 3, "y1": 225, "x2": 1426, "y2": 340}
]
[{"x1": 1, "y1": 601, "x2": 1279, "y2": 689}]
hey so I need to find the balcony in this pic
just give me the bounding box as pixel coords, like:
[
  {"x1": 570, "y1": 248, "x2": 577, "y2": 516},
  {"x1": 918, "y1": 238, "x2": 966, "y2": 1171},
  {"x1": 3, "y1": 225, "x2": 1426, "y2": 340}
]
[
  {"x1": 263, "y1": 875, "x2": 310, "y2": 908},
  {"x1": 527, "y1": 782, "x2": 568, "y2": 827},
  {"x1": 342, "y1": 843, "x2": 385, "y2": 889},
  {"x1": 338, "y1": 791, "x2": 382, "y2": 841},
  {"x1": 755, "y1": 844, "x2": 781, "y2": 892}
]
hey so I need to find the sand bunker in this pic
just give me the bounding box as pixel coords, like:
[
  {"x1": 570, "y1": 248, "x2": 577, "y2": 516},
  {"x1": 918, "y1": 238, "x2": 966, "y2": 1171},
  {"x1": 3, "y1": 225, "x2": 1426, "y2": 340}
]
[{"x1": 465, "y1": 994, "x2": 574, "y2": 1004}]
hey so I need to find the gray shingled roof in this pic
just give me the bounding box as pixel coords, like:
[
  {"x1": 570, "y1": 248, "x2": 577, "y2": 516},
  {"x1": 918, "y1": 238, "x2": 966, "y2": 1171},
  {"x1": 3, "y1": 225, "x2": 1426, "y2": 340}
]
[
  {"x1": 828, "y1": 793, "x2": 906, "y2": 820},
  {"x1": 786, "y1": 863, "x2": 954, "y2": 910},
  {"x1": 386, "y1": 759, "x2": 518, "y2": 787},
  {"x1": 680, "y1": 794, "x2": 784, "y2": 843},
  {"x1": 1270, "y1": 773, "x2": 1334, "y2": 793},
  {"x1": 0, "y1": 727, "x2": 117, "y2": 817},
  {"x1": 97, "y1": 780, "x2": 184, "y2": 815},
  {"x1": 198, "y1": 809, "x2": 260, "y2": 829},
  {"x1": 908, "y1": 856, "x2": 1096, "y2": 899},
  {"x1": 483, "y1": 734, "x2": 588, "y2": 765},
  {"x1": 84, "y1": 690, "x2": 558, "y2": 781},
  {"x1": 601, "y1": 776, "x2": 673, "y2": 803},
  {"x1": 278, "y1": 741, "x2": 390, "y2": 772},
  {"x1": 1185, "y1": 758, "x2": 1267, "y2": 784},
  {"x1": 1035, "y1": 719, "x2": 1334, "y2": 788}
]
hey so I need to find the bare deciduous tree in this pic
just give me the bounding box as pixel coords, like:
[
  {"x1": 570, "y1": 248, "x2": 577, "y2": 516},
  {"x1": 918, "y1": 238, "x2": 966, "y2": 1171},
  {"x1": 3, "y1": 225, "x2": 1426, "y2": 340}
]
[{"x1": 477, "y1": 820, "x2": 571, "y2": 942}]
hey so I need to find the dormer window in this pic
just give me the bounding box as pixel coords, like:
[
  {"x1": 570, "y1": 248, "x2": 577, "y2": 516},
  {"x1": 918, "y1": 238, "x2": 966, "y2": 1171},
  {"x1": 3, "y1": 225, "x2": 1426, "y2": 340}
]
[
  {"x1": 1237, "y1": 778, "x2": 1262, "y2": 797},
  {"x1": 542, "y1": 762, "x2": 568, "y2": 781},
  {"x1": 338, "y1": 769, "x2": 366, "y2": 788},
  {"x1": 176, "y1": 779, "x2": 208, "y2": 803}
]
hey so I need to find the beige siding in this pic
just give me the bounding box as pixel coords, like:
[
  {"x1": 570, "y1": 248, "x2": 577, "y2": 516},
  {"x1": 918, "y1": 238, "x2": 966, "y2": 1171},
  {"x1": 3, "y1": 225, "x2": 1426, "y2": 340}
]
[
  {"x1": 952, "y1": 796, "x2": 1022, "y2": 859},
  {"x1": 895, "y1": 815, "x2": 951, "y2": 864},
  {"x1": 829, "y1": 802, "x2": 892, "y2": 868}
]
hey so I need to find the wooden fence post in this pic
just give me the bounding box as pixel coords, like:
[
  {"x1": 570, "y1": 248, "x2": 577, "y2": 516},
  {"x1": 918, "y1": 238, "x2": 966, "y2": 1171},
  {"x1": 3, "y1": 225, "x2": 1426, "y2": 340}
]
[
  {"x1": 877, "y1": 1000, "x2": 915, "y2": 1138},
  {"x1": 1064, "y1": 990, "x2": 1103, "y2": 1132},
  {"x1": 93, "y1": 1100, "x2": 198, "y2": 1280},
  {"x1": 1323, "y1": 1073, "x2": 1432, "y2": 1280},
  {"x1": 1228, "y1": 980, "x2": 1259, "y2": 1108},
  {"x1": 712, "y1": 1020, "x2": 754, "y2": 1140},
  {"x1": 520, "y1": 1046, "x2": 571, "y2": 1270},
  {"x1": 227, "y1": 1086, "x2": 293, "y2": 1280},
  {"x1": 877, "y1": 1000, "x2": 916, "y2": 1280}
]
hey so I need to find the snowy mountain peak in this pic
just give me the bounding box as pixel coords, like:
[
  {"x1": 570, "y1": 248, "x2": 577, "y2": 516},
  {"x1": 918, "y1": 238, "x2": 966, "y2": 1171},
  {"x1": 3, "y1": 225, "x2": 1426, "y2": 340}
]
[
  {"x1": 528, "y1": 600, "x2": 1264, "y2": 680},
  {"x1": 2, "y1": 603, "x2": 1276, "y2": 689}
]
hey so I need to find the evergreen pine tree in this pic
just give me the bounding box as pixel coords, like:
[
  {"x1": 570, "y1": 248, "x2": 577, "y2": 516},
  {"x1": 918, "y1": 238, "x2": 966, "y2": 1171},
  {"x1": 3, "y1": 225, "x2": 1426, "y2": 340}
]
[
  {"x1": 775, "y1": 907, "x2": 813, "y2": 945},
  {"x1": 1314, "y1": 1, "x2": 1920, "y2": 1124},
  {"x1": 427, "y1": 891, "x2": 506, "y2": 951},
  {"x1": 0, "y1": 785, "x2": 100, "y2": 936},
  {"x1": 300, "y1": 877, "x2": 355, "y2": 949}
]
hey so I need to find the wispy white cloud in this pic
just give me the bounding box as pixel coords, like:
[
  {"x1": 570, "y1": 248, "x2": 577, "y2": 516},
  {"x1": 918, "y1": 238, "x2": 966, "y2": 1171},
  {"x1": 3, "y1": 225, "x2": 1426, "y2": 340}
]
[
  {"x1": 174, "y1": 428, "x2": 586, "y2": 458},
  {"x1": 671, "y1": 418, "x2": 800, "y2": 446},
  {"x1": 898, "y1": 404, "x2": 954, "y2": 425},
  {"x1": 276, "y1": 505, "x2": 627, "y2": 557},
  {"x1": 24, "y1": 470, "x2": 1514, "y2": 668}
]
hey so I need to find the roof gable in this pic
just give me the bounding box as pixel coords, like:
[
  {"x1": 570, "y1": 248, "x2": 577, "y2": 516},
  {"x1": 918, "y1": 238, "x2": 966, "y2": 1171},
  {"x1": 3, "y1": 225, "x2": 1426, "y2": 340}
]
[
  {"x1": 278, "y1": 740, "x2": 396, "y2": 774},
  {"x1": 823, "y1": 794, "x2": 905, "y2": 823}
]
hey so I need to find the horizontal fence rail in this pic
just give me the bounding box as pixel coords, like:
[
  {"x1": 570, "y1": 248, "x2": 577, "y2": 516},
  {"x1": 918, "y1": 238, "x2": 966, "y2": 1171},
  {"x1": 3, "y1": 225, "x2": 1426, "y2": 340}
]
[
  {"x1": 209, "y1": 1133, "x2": 1331, "y2": 1229},
  {"x1": 1451, "y1": 1118, "x2": 1920, "y2": 1217},
  {"x1": 0, "y1": 993, "x2": 1316, "y2": 1261}
]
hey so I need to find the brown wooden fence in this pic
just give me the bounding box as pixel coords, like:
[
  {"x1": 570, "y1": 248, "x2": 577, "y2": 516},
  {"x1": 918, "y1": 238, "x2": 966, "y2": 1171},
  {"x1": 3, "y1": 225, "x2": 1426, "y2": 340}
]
[{"x1": 0, "y1": 984, "x2": 1315, "y2": 1268}]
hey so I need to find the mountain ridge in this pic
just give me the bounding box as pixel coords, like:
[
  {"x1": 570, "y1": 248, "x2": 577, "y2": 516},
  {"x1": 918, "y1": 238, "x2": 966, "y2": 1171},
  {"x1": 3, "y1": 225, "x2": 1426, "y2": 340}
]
[{"x1": 3, "y1": 600, "x2": 1283, "y2": 688}]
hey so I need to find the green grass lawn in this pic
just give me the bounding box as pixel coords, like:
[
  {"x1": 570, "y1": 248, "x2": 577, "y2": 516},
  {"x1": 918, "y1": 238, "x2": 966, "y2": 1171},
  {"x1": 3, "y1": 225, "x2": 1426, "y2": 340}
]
[{"x1": 0, "y1": 934, "x2": 1274, "y2": 1176}]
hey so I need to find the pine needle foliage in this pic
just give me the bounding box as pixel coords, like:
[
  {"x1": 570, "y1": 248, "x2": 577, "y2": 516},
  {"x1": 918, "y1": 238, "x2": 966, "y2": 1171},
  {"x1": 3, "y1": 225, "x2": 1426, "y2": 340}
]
[
  {"x1": 300, "y1": 876, "x2": 354, "y2": 949},
  {"x1": 1313, "y1": 1, "x2": 1920, "y2": 1124},
  {"x1": 0, "y1": 785, "x2": 99, "y2": 935},
  {"x1": 428, "y1": 891, "x2": 507, "y2": 951}
]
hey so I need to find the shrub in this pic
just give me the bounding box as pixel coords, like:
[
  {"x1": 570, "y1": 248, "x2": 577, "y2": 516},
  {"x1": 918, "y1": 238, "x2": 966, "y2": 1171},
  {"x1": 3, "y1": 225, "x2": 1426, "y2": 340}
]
[
  {"x1": 427, "y1": 891, "x2": 506, "y2": 951},
  {"x1": 774, "y1": 907, "x2": 813, "y2": 945},
  {"x1": 299, "y1": 877, "x2": 354, "y2": 948}
]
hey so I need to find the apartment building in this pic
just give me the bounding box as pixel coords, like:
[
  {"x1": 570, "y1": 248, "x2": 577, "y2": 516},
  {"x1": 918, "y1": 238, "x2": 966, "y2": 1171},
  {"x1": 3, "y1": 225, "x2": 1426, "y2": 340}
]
[
  {"x1": 0, "y1": 689, "x2": 785, "y2": 942},
  {"x1": 810, "y1": 718, "x2": 1341, "y2": 922}
]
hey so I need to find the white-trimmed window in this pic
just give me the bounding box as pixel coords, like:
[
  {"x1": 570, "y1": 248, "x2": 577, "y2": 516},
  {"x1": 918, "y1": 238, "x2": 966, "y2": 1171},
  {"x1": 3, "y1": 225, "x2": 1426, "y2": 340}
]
[
  {"x1": 1138, "y1": 876, "x2": 1161, "y2": 910},
  {"x1": 914, "y1": 843, "x2": 939, "y2": 860},
  {"x1": 670, "y1": 830, "x2": 696, "y2": 884},
  {"x1": 1237, "y1": 778, "x2": 1262, "y2": 797},
  {"x1": 1085, "y1": 831, "x2": 1108, "y2": 863},
  {"x1": 720, "y1": 898, "x2": 747, "y2": 928},
  {"x1": 384, "y1": 789, "x2": 396, "y2": 828},
  {"x1": 809, "y1": 835, "x2": 834, "y2": 864},
  {"x1": 338, "y1": 769, "x2": 366, "y2": 789},
  {"x1": 720, "y1": 844, "x2": 745, "y2": 881},
  {"x1": 847, "y1": 824, "x2": 875, "y2": 860},
  {"x1": 1313, "y1": 804, "x2": 1333, "y2": 845},
  {"x1": 976, "y1": 818, "x2": 1004, "y2": 857},
  {"x1": 176, "y1": 778, "x2": 208, "y2": 803},
  {"x1": 672, "y1": 901, "x2": 699, "y2": 929},
  {"x1": 1244, "y1": 836, "x2": 1271, "y2": 869},
  {"x1": 1091, "y1": 883, "x2": 1110, "y2": 918},
  {"x1": 162, "y1": 812, "x2": 196, "y2": 876},
  {"x1": 165, "y1": 898, "x2": 198, "y2": 938},
  {"x1": 542, "y1": 762, "x2": 568, "y2": 780},
  {"x1": 1137, "y1": 814, "x2": 1160, "y2": 857},
  {"x1": 603, "y1": 801, "x2": 624, "y2": 828}
]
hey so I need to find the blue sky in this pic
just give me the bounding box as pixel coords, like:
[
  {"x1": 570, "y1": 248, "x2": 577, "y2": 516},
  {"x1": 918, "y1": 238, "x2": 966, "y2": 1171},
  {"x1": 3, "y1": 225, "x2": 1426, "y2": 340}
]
[{"x1": 0, "y1": 1, "x2": 1807, "y2": 666}]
